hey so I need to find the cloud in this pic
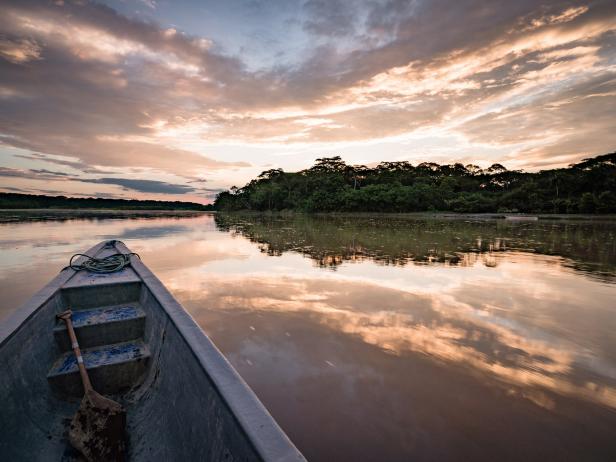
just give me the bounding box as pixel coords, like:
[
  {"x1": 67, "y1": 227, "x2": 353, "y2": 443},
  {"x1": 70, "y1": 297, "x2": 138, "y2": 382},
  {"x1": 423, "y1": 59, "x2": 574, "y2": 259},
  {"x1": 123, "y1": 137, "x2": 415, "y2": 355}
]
[
  {"x1": 0, "y1": 0, "x2": 253, "y2": 177},
  {"x1": 0, "y1": 166, "x2": 207, "y2": 197},
  {"x1": 0, "y1": 166, "x2": 71, "y2": 180},
  {"x1": 79, "y1": 177, "x2": 196, "y2": 194},
  {"x1": 458, "y1": 72, "x2": 616, "y2": 169},
  {"x1": 0, "y1": 0, "x2": 615, "y2": 197},
  {"x1": 13, "y1": 153, "x2": 114, "y2": 174},
  {"x1": 0, "y1": 36, "x2": 42, "y2": 63},
  {"x1": 302, "y1": 0, "x2": 358, "y2": 37},
  {"x1": 138, "y1": 0, "x2": 157, "y2": 10},
  {"x1": 1, "y1": 186, "x2": 31, "y2": 193}
]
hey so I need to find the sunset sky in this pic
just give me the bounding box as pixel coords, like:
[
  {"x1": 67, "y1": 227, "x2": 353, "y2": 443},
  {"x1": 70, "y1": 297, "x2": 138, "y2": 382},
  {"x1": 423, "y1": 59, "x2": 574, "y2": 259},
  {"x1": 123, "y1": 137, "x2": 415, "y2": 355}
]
[{"x1": 0, "y1": 0, "x2": 615, "y2": 203}]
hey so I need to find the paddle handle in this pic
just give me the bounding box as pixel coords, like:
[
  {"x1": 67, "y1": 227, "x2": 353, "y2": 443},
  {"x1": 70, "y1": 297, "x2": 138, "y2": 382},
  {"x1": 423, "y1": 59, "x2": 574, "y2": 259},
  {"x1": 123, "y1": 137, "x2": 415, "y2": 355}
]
[{"x1": 57, "y1": 310, "x2": 93, "y2": 393}]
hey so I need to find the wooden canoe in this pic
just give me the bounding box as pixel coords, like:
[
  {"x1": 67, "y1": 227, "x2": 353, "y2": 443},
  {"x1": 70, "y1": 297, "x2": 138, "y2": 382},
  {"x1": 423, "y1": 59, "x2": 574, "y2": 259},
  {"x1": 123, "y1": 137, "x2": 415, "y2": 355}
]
[{"x1": 0, "y1": 240, "x2": 305, "y2": 461}]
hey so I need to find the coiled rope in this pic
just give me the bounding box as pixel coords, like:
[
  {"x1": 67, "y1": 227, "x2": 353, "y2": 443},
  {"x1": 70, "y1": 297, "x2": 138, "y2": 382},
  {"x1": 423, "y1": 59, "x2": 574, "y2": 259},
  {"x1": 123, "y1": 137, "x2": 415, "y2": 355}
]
[{"x1": 69, "y1": 252, "x2": 140, "y2": 274}]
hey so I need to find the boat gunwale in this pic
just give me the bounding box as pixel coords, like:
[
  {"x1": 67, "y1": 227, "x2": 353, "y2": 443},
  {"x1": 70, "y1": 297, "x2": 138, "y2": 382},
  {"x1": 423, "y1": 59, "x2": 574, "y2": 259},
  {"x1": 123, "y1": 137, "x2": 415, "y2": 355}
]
[{"x1": 114, "y1": 240, "x2": 305, "y2": 462}]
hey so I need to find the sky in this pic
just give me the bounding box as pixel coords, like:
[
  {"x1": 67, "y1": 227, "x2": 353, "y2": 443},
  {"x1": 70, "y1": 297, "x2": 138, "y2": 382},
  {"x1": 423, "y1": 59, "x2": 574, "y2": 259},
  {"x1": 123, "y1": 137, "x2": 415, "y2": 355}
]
[{"x1": 0, "y1": 0, "x2": 615, "y2": 204}]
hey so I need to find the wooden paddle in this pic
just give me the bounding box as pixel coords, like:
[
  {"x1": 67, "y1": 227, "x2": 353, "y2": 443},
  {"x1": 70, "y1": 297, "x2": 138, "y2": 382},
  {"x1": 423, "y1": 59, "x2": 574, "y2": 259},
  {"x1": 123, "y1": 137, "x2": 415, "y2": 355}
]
[{"x1": 56, "y1": 310, "x2": 126, "y2": 461}]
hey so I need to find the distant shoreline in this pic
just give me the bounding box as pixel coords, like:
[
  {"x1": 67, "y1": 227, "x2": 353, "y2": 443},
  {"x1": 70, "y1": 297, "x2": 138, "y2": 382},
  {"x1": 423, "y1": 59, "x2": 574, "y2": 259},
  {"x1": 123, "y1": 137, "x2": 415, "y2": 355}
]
[
  {"x1": 0, "y1": 192, "x2": 212, "y2": 211},
  {"x1": 0, "y1": 208, "x2": 212, "y2": 213},
  {"x1": 216, "y1": 210, "x2": 616, "y2": 221},
  {"x1": 0, "y1": 208, "x2": 211, "y2": 223},
  {"x1": 3, "y1": 209, "x2": 614, "y2": 221}
]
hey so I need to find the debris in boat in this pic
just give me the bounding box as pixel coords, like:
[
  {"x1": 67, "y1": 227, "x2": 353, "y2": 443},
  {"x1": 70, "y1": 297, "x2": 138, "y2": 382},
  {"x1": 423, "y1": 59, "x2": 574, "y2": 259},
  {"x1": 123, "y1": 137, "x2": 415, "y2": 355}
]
[
  {"x1": 57, "y1": 310, "x2": 127, "y2": 462},
  {"x1": 69, "y1": 389, "x2": 126, "y2": 462}
]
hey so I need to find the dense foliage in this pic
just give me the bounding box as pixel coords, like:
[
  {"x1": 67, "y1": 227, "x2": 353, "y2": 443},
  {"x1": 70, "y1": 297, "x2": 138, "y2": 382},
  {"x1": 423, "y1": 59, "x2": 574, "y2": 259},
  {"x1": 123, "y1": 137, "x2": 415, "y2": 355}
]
[
  {"x1": 215, "y1": 152, "x2": 616, "y2": 213},
  {"x1": 0, "y1": 193, "x2": 212, "y2": 210}
]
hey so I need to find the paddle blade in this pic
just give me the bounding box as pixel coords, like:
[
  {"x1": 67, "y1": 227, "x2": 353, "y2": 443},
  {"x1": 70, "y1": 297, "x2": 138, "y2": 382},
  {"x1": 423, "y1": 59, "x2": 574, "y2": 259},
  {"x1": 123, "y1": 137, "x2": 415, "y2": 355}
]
[{"x1": 69, "y1": 389, "x2": 126, "y2": 461}]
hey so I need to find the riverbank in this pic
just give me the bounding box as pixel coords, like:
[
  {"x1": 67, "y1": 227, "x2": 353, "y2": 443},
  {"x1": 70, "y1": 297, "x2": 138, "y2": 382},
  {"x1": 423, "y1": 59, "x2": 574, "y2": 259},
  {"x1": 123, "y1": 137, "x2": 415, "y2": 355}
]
[
  {"x1": 0, "y1": 208, "x2": 211, "y2": 223},
  {"x1": 0, "y1": 192, "x2": 211, "y2": 212},
  {"x1": 217, "y1": 210, "x2": 616, "y2": 221},
  {"x1": 3, "y1": 208, "x2": 616, "y2": 224}
]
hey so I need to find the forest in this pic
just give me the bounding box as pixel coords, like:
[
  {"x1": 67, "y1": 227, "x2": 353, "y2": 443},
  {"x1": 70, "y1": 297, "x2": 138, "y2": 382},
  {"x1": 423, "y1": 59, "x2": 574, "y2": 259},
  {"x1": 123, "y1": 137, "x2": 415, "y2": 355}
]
[
  {"x1": 214, "y1": 152, "x2": 616, "y2": 213},
  {"x1": 0, "y1": 193, "x2": 211, "y2": 210}
]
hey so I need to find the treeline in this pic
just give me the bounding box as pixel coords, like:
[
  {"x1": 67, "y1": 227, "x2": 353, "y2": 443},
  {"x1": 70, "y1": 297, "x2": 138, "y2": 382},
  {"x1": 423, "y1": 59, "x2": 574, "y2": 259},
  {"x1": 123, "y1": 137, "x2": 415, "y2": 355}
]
[
  {"x1": 215, "y1": 152, "x2": 616, "y2": 213},
  {"x1": 0, "y1": 193, "x2": 212, "y2": 210}
]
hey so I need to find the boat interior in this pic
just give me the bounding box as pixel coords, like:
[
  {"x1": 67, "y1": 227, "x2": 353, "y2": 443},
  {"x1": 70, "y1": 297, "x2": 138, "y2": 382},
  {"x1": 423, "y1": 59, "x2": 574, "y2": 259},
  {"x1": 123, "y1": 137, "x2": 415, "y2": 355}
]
[{"x1": 0, "y1": 240, "x2": 303, "y2": 461}]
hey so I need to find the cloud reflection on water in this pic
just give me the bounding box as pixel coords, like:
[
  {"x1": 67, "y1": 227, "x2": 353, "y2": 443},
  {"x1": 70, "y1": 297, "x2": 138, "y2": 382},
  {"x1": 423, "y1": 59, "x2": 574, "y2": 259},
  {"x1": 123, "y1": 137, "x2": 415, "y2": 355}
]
[{"x1": 170, "y1": 270, "x2": 616, "y2": 411}]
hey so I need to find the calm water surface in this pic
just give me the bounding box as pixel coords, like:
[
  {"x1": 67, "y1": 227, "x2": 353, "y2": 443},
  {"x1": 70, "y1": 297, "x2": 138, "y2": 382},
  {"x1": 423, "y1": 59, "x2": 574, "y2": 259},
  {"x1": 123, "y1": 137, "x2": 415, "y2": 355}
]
[{"x1": 1, "y1": 212, "x2": 616, "y2": 461}]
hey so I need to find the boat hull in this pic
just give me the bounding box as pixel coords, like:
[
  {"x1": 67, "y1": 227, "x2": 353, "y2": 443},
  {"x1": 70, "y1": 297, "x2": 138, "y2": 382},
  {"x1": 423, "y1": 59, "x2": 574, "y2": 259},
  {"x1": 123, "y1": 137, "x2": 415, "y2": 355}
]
[{"x1": 0, "y1": 240, "x2": 305, "y2": 461}]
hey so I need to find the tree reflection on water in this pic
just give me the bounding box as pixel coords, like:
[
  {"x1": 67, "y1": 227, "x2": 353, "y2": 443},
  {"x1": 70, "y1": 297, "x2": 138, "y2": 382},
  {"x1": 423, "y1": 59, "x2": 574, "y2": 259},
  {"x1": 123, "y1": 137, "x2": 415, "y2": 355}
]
[{"x1": 215, "y1": 213, "x2": 616, "y2": 281}]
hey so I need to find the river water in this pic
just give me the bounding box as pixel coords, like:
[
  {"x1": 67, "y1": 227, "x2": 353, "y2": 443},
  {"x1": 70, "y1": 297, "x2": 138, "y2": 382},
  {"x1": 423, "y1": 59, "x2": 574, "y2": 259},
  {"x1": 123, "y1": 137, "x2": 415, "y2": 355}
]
[{"x1": 1, "y1": 212, "x2": 615, "y2": 461}]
